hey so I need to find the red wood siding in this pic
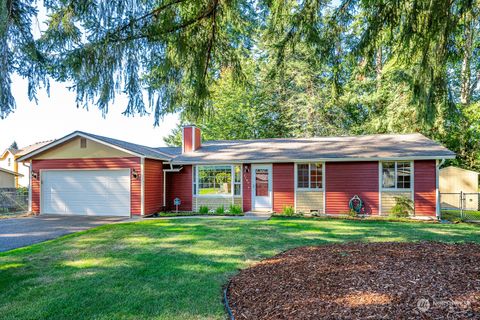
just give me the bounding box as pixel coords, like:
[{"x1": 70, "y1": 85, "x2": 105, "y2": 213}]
[
  {"x1": 194, "y1": 127, "x2": 201, "y2": 150},
  {"x1": 144, "y1": 159, "x2": 164, "y2": 215},
  {"x1": 273, "y1": 163, "x2": 295, "y2": 213},
  {"x1": 242, "y1": 164, "x2": 252, "y2": 212},
  {"x1": 414, "y1": 160, "x2": 436, "y2": 216},
  {"x1": 326, "y1": 162, "x2": 379, "y2": 214},
  {"x1": 31, "y1": 157, "x2": 141, "y2": 215},
  {"x1": 183, "y1": 127, "x2": 193, "y2": 153},
  {"x1": 166, "y1": 165, "x2": 192, "y2": 211}
]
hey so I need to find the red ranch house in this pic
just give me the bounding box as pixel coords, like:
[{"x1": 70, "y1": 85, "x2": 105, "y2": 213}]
[{"x1": 17, "y1": 126, "x2": 455, "y2": 218}]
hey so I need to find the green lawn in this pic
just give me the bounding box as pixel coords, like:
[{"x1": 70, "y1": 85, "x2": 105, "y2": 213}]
[
  {"x1": 1, "y1": 217, "x2": 479, "y2": 320},
  {"x1": 442, "y1": 209, "x2": 480, "y2": 221}
]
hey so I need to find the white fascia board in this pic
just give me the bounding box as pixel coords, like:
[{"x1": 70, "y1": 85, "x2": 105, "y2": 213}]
[{"x1": 168, "y1": 155, "x2": 455, "y2": 165}]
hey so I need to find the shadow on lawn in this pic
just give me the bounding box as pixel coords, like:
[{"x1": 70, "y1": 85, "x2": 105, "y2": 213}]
[{"x1": 0, "y1": 218, "x2": 479, "y2": 320}]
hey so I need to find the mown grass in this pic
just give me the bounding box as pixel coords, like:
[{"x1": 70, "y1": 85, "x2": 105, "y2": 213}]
[
  {"x1": 156, "y1": 211, "x2": 243, "y2": 217},
  {"x1": 442, "y1": 209, "x2": 480, "y2": 222},
  {"x1": 1, "y1": 217, "x2": 479, "y2": 320}
]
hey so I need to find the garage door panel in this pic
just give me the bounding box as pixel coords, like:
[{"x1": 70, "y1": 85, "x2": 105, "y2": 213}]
[
  {"x1": 42, "y1": 170, "x2": 131, "y2": 216},
  {"x1": 50, "y1": 177, "x2": 116, "y2": 193}
]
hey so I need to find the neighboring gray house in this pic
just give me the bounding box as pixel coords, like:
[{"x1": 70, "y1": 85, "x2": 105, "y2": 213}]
[{"x1": 0, "y1": 168, "x2": 23, "y2": 188}]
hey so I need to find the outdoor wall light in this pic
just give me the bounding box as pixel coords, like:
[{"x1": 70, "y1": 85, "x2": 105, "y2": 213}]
[
  {"x1": 244, "y1": 166, "x2": 250, "y2": 173},
  {"x1": 31, "y1": 171, "x2": 38, "y2": 180},
  {"x1": 132, "y1": 169, "x2": 139, "y2": 180}
]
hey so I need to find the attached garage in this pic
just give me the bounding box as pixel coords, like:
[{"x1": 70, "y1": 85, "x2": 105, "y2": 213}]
[
  {"x1": 41, "y1": 170, "x2": 130, "y2": 216},
  {"x1": 17, "y1": 131, "x2": 174, "y2": 217}
]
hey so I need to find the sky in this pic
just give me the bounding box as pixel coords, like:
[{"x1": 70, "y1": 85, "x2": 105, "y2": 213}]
[
  {"x1": 0, "y1": 77, "x2": 180, "y2": 150},
  {"x1": 0, "y1": 3, "x2": 180, "y2": 152}
]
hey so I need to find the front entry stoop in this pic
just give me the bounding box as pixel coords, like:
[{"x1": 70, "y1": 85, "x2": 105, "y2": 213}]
[{"x1": 245, "y1": 211, "x2": 272, "y2": 219}]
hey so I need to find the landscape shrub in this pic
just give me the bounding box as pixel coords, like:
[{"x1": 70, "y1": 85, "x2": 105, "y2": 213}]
[
  {"x1": 282, "y1": 206, "x2": 295, "y2": 216},
  {"x1": 229, "y1": 204, "x2": 243, "y2": 215},
  {"x1": 390, "y1": 196, "x2": 414, "y2": 218},
  {"x1": 199, "y1": 205, "x2": 209, "y2": 214},
  {"x1": 347, "y1": 209, "x2": 357, "y2": 218}
]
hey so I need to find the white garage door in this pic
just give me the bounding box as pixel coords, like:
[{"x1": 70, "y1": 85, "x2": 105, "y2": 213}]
[{"x1": 41, "y1": 170, "x2": 131, "y2": 216}]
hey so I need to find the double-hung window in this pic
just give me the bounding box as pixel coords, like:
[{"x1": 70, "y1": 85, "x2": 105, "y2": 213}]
[
  {"x1": 233, "y1": 165, "x2": 242, "y2": 196},
  {"x1": 297, "y1": 163, "x2": 323, "y2": 190},
  {"x1": 381, "y1": 161, "x2": 412, "y2": 190},
  {"x1": 194, "y1": 165, "x2": 242, "y2": 196}
]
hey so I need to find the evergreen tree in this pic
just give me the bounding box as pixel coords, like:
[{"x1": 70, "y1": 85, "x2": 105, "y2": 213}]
[{"x1": 1, "y1": 1, "x2": 479, "y2": 170}]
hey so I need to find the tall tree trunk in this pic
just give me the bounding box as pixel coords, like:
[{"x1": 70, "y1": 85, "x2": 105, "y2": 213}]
[
  {"x1": 460, "y1": 11, "x2": 473, "y2": 105},
  {"x1": 375, "y1": 47, "x2": 382, "y2": 86}
]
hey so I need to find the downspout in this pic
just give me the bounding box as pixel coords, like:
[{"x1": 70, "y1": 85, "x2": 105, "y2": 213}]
[
  {"x1": 436, "y1": 158, "x2": 446, "y2": 220},
  {"x1": 24, "y1": 161, "x2": 32, "y2": 213},
  {"x1": 163, "y1": 165, "x2": 168, "y2": 208},
  {"x1": 140, "y1": 157, "x2": 145, "y2": 216}
]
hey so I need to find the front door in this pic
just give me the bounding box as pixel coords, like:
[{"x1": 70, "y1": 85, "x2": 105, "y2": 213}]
[{"x1": 252, "y1": 164, "x2": 272, "y2": 211}]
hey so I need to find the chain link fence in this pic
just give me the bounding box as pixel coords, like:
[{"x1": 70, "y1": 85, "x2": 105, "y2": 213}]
[
  {"x1": 0, "y1": 188, "x2": 29, "y2": 216},
  {"x1": 440, "y1": 192, "x2": 480, "y2": 222}
]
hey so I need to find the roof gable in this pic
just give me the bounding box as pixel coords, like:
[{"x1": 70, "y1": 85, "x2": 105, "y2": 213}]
[
  {"x1": 17, "y1": 131, "x2": 174, "y2": 162},
  {"x1": 34, "y1": 137, "x2": 133, "y2": 159},
  {"x1": 0, "y1": 149, "x2": 14, "y2": 160}
]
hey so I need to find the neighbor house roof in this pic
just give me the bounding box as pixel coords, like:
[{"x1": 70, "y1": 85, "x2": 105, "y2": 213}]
[
  {"x1": 17, "y1": 131, "x2": 177, "y2": 162},
  {"x1": 0, "y1": 168, "x2": 23, "y2": 177},
  {"x1": 15, "y1": 140, "x2": 54, "y2": 157},
  {"x1": 1, "y1": 141, "x2": 51, "y2": 159},
  {"x1": 169, "y1": 133, "x2": 455, "y2": 164}
]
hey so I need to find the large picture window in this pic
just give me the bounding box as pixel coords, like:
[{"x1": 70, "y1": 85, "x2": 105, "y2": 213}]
[
  {"x1": 297, "y1": 163, "x2": 323, "y2": 189},
  {"x1": 381, "y1": 161, "x2": 412, "y2": 190},
  {"x1": 195, "y1": 165, "x2": 242, "y2": 196}
]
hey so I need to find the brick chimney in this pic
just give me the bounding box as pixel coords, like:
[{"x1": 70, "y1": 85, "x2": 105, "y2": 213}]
[{"x1": 182, "y1": 125, "x2": 201, "y2": 153}]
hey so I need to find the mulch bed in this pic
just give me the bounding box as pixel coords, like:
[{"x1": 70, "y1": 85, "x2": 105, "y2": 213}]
[{"x1": 227, "y1": 242, "x2": 480, "y2": 319}]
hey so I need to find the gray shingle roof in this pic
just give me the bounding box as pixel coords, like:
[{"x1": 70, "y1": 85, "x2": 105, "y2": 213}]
[
  {"x1": 155, "y1": 146, "x2": 182, "y2": 156},
  {"x1": 76, "y1": 131, "x2": 177, "y2": 159},
  {"x1": 17, "y1": 131, "x2": 455, "y2": 163},
  {"x1": 170, "y1": 133, "x2": 455, "y2": 164}
]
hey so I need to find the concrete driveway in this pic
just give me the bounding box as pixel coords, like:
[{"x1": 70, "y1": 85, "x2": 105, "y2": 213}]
[{"x1": 0, "y1": 215, "x2": 129, "y2": 252}]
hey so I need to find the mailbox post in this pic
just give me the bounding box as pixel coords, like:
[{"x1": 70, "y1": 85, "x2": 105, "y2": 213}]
[{"x1": 174, "y1": 198, "x2": 181, "y2": 213}]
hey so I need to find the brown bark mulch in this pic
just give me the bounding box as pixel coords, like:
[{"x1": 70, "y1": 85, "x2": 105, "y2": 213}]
[{"x1": 227, "y1": 242, "x2": 480, "y2": 319}]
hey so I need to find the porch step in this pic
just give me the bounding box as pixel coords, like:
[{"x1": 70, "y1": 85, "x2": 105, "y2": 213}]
[{"x1": 245, "y1": 211, "x2": 273, "y2": 218}]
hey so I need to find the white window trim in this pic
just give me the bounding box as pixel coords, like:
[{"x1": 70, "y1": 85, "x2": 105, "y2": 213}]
[
  {"x1": 295, "y1": 162, "x2": 325, "y2": 191},
  {"x1": 378, "y1": 162, "x2": 382, "y2": 215},
  {"x1": 380, "y1": 161, "x2": 414, "y2": 191},
  {"x1": 233, "y1": 164, "x2": 243, "y2": 198},
  {"x1": 193, "y1": 164, "x2": 242, "y2": 198}
]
